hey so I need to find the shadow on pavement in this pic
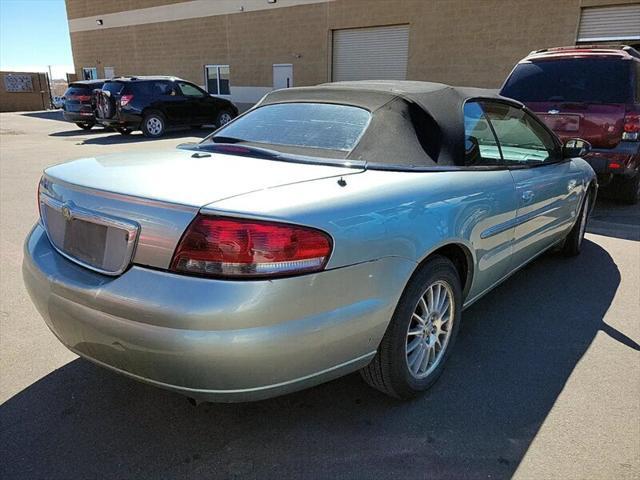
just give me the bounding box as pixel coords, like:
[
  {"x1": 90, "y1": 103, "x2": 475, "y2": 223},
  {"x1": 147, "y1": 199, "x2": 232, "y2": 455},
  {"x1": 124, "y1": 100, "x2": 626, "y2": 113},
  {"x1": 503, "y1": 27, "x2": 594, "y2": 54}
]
[
  {"x1": 74, "y1": 128, "x2": 211, "y2": 145},
  {"x1": 49, "y1": 127, "x2": 114, "y2": 137},
  {"x1": 0, "y1": 240, "x2": 630, "y2": 479},
  {"x1": 588, "y1": 198, "x2": 640, "y2": 241},
  {"x1": 20, "y1": 110, "x2": 66, "y2": 122}
]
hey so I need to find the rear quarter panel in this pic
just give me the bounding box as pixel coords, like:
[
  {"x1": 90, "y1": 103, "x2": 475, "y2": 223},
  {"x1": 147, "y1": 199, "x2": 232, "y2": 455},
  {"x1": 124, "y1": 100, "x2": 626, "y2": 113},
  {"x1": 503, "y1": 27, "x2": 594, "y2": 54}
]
[{"x1": 204, "y1": 168, "x2": 519, "y2": 302}]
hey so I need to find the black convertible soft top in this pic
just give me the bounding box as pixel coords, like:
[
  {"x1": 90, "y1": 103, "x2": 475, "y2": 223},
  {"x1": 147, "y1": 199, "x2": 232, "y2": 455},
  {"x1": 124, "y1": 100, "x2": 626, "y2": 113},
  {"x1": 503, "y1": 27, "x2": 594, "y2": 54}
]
[{"x1": 258, "y1": 80, "x2": 522, "y2": 168}]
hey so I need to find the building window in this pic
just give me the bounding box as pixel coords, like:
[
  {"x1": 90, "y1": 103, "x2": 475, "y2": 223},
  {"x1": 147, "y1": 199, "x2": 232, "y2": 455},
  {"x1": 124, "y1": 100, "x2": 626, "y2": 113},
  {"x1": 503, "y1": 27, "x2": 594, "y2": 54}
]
[
  {"x1": 204, "y1": 65, "x2": 230, "y2": 95},
  {"x1": 82, "y1": 67, "x2": 97, "y2": 80},
  {"x1": 104, "y1": 66, "x2": 115, "y2": 78}
]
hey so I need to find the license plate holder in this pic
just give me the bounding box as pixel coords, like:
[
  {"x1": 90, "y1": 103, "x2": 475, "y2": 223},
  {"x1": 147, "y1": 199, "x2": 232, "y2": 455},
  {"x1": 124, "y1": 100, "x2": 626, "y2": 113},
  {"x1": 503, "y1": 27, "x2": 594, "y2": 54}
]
[
  {"x1": 540, "y1": 114, "x2": 580, "y2": 133},
  {"x1": 63, "y1": 218, "x2": 108, "y2": 266}
]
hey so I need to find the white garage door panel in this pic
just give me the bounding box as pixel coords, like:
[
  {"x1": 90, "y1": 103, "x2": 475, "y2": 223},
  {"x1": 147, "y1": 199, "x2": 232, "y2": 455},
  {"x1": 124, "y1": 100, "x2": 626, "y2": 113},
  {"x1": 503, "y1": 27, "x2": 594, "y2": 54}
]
[
  {"x1": 332, "y1": 25, "x2": 409, "y2": 82},
  {"x1": 577, "y1": 5, "x2": 640, "y2": 42}
]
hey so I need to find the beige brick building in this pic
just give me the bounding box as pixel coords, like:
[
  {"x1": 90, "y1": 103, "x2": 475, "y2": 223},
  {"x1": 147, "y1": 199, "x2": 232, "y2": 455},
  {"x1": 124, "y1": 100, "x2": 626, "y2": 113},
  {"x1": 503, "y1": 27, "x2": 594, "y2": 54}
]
[{"x1": 65, "y1": 0, "x2": 640, "y2": 110}]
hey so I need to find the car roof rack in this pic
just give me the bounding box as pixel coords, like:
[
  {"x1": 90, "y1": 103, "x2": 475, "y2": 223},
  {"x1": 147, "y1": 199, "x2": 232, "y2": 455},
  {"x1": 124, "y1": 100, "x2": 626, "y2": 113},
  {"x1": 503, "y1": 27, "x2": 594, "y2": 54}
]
[{"x1": 529, "y1": 44, "x2": 640, "y2": 59}]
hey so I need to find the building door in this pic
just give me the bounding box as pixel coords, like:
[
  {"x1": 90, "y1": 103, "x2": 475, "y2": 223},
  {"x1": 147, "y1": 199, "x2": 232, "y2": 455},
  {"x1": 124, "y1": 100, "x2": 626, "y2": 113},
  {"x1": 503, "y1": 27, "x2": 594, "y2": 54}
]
[
  {"x1": 332, "y1": 25, "x2": 409, "y2": 82},
  {"x1": 576, "y1": 4, "x2": 640, "y2": 44},
  {"x1": 104, "y1": 66, "x2": 115, "y2": 79},
  {"x1": 273, "y1": 64, "x2": 293, "y2": 89}
]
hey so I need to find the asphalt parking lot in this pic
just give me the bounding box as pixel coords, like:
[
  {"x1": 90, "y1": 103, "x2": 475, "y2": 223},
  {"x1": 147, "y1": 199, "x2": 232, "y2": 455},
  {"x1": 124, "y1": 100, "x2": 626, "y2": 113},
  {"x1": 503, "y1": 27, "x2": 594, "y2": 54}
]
[{"x1": 0, "y1": 110, "x2": 638, "y2": 480}]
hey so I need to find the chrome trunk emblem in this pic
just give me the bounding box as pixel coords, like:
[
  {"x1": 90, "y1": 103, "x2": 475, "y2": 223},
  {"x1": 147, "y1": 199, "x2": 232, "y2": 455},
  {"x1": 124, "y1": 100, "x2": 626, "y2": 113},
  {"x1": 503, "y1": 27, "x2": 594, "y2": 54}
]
[
  {"x1": 548, "y1": 109, "x2": 560, "y2": 114},
  {"x1": 61, "y1": 204, "x2": 73, "y2": 221}
]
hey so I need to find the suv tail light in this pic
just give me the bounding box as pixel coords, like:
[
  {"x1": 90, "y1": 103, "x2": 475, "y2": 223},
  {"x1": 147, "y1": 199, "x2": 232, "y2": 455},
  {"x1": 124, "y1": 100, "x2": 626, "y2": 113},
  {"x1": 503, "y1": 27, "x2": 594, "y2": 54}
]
[
  {"x1": 170, "y1": 215, "x2": 333, "y2": 278},
  {"x1": 622, "y1": 113, "x2": 640, "y2": 141},
  {"x1": 120, "y1": 94, "x2": 134, "y2": 107},
  {"x1": 70, "y1": 94, "x2": 91, "y2": 102}
]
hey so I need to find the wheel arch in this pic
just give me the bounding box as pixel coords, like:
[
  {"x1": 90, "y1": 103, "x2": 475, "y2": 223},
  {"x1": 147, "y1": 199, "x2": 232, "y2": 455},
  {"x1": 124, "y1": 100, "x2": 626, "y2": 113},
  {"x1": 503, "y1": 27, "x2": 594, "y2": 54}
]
[
  {"x1": 409, "y1": 242, "x2": 475, "y2": 302},
  {"x1": 141, "y1": 107, "x2": 165, "y2": 120}
]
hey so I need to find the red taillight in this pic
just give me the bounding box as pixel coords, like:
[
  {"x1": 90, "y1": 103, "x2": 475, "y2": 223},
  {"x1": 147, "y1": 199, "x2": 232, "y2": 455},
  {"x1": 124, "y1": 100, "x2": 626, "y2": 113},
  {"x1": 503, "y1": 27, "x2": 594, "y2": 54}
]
[
  {"x1": 120, "y1": 94, "x2": 134, "y2": 106},
  {"x1": 623, "y1": 113, "x2": 640, "y2": 141},
  {"x1": 609, "y1": 161, "x2": 622, "y2": 169},
  {"x1": 70, "y1": 94, "x2": 91, "y2": 102},
  {"x1": 170, "y1": 215, "x2": 333, "y2": 278}
]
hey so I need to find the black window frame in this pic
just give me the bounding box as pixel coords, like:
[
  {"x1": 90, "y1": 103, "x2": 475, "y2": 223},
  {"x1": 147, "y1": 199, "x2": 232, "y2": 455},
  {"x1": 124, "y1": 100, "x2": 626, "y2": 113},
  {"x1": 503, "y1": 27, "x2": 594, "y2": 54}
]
[
  {"x1": 463, "y1": 100, "x2": 503, "y2": 167},
  {"x1": 462, "y1": 98, "x2": 563, "y2": 170}
]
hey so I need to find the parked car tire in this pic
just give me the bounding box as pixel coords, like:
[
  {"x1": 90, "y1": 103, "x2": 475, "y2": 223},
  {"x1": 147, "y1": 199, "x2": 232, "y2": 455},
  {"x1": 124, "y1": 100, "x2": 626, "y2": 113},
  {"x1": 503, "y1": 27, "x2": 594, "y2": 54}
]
[
  {"x1": 142, "y1": 112, "x2": 166, "y2": 138},
  {"x1": 116, "y1": 127, "x2": 133, "y2": 136},
  {"x1": 360, "y1": 255, "x2": 462, "y2": 399},
  {"x1": 562, "y1": 189, "x2": 592, "y2": 257},
  {"x1": 216, "y1": 110, "x2": 235, "y2": 127},
  {"x1": 76, "y1": 122, "x2": 94, "y2": 131},
  {"x1": 618, "y1": 172, "x2": 639, "y2": 205}
]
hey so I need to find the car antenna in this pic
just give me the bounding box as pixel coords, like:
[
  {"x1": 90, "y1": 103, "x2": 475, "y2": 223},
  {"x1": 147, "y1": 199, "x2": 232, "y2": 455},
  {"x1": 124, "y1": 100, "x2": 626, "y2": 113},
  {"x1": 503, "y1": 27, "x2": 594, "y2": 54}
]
[{"x1": 337, "y1": 177, "x2": 347, "y2": 187}]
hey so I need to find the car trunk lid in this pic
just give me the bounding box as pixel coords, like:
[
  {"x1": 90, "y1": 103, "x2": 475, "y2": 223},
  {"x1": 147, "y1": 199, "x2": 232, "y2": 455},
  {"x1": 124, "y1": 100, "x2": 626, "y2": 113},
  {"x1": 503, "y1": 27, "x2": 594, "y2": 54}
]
[{"x1": 40, "y1": 149, "x2": 363, "y2": 272}]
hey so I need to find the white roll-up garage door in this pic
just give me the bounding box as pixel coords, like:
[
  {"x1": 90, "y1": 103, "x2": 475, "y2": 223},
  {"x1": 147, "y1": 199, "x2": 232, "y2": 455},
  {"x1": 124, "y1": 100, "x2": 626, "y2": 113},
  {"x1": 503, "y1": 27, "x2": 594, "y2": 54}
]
[
  {"x1": 332, "y1": 25, "x2": 410, "y2": 82},
  {"x1": 577, "y1": 4, "x2": 640, "y2": 42}
]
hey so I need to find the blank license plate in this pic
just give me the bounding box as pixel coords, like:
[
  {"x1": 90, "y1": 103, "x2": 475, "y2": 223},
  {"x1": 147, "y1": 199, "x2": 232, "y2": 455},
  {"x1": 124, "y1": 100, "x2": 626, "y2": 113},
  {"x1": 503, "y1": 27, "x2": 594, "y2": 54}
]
[
  {"x1": 63, "y1": 218, "x2": 108, "y2": 266},
  {"x1": 540, "y1": 114, "x2": 580, "y2": 132}
]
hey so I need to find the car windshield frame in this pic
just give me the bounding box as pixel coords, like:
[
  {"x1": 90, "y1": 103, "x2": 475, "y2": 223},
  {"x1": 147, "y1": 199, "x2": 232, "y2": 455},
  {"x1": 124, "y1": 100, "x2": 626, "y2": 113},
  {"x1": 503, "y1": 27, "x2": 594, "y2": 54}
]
[
  {"x1": 201, "y1": 102, "x2": 373, "y2": 154},
  {"x1": 501, "y1": 58, "x2": 634, "y2": 104}
]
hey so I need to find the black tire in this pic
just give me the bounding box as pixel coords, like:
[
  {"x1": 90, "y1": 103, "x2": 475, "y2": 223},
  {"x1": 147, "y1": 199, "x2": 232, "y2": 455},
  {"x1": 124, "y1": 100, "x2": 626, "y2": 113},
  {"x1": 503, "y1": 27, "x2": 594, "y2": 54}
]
[
  {"x1": 141, "y1": 112, "x2": 166, "y2": 138},
  {"x1": 618, "y1": 172, "x2": 639, "y2": 205},
  {"x1": 562, "y1": 189, "x2": 591, "y2": 257},
  {"x1": 215, "y1": 109, "x2": 235, "y2": 128},
  {"x1": 360, "y1": 255, "x2": 462, "y2": 399},
  {"x1": 115, "y1": 127, "x2": 133, "y2": 135},
  {"x1": 76, "y1": 122, "x2": 94, "y2": 130}
]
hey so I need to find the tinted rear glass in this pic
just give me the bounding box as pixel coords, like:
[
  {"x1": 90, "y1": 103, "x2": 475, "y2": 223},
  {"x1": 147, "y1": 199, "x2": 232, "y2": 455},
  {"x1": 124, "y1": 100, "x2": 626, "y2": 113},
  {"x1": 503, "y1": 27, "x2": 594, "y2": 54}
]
[
  {"x1": 102, "y1": 82, "x2": 125, "y2": 94},
  {"x1": 211, "y1": 103, "x2": 371, "y2": 151},
  {"x1": 501, "y1": 59, "x2": 632, "y2": 103},
  {"x1": 64, "y1": 86, "x2": 92, "y2": 96},
  {"x1": 65, "y1": 82, "x2": 103, "y2": 95}
]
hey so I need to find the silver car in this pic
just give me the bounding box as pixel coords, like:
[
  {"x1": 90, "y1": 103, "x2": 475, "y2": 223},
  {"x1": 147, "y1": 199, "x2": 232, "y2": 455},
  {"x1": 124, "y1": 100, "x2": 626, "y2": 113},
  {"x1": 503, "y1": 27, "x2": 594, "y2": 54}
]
[{"x1": 23, "y1": 81, "x2": 596, "y2": 402}]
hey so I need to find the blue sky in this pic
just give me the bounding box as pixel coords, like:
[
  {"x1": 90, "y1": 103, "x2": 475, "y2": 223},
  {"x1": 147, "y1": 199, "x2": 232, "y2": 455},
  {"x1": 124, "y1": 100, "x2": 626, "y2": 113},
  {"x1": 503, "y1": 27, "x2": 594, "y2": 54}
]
[{"x1": 0, "y1": 0, "x2": 73, "y2": 78}]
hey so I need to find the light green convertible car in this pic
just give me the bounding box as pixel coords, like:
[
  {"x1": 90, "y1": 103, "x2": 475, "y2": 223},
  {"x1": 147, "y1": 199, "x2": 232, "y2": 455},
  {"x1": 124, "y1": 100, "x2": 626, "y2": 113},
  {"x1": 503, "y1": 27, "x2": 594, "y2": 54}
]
[{"x1": 23, "y1": 81, "x2": 596, "y2": 402}]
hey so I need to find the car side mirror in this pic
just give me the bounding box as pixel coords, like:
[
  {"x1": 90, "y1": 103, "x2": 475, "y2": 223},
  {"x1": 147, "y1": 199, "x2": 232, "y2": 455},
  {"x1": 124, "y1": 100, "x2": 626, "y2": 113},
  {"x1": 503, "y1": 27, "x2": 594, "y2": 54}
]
[{"x1": 563, "y1": 138, "x2": 591, "y2": 158}]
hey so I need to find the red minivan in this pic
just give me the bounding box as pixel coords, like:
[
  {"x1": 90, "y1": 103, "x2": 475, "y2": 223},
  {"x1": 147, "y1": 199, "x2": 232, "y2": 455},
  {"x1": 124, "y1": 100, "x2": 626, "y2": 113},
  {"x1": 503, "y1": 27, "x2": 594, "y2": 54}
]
[{"x1": 501, "y1": 45, "x2": 640, "y2": 204}]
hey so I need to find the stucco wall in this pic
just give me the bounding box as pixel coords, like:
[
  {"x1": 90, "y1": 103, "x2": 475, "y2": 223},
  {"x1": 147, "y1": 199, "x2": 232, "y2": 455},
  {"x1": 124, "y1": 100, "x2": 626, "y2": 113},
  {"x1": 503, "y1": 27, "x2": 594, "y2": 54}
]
[{"x1": 0, "y1": 72, "x2": 51, "y2": 113}]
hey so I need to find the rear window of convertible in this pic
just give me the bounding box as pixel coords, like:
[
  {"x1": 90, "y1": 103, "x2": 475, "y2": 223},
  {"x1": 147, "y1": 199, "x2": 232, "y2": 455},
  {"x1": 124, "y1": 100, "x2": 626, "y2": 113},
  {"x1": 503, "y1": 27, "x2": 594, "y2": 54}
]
[{"x1": 212, "y1": 103, "x2": 371, "y2": 151}]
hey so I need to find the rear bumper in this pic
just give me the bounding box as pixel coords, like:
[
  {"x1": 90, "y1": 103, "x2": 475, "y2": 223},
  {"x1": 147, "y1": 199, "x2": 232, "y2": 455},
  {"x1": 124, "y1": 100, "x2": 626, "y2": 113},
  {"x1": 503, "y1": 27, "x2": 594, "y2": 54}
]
[
  {"x1": 584, "y1": 141, "x2": 640, "y2": 185},
  {"x1": 23, "y1": 224, "x2": 413, "y2": 402},
  {"x1": 96, "y1": 112, "x2": 141, "y2": 129},
  {"x1": 62, "y1": 111, "x2": 95, "y2": 123}
]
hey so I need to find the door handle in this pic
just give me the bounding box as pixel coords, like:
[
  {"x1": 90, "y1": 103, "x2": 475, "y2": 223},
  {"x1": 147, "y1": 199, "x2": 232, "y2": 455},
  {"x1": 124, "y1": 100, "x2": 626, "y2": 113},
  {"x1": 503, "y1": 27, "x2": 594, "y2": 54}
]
[{"x1": 521, "y1": 190, "x2": 535, "y2": 203}]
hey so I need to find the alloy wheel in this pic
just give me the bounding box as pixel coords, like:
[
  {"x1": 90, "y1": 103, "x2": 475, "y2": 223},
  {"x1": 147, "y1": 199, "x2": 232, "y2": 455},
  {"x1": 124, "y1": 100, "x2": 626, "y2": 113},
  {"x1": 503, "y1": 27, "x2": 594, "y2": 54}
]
[
  {"x1": 146, "y1": 117, "x2": 163, "y2": 136},
  {"x1": 405, "y1": 280, "x2": 455, "y2": 379},
  {"x1": 218, "y1": 112, "x2": 232, "y2": 125}
]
